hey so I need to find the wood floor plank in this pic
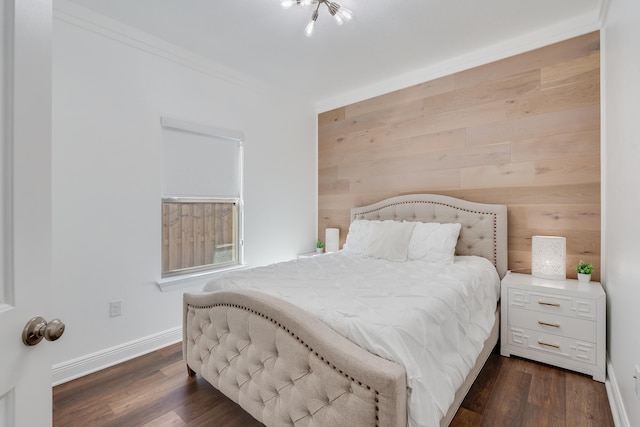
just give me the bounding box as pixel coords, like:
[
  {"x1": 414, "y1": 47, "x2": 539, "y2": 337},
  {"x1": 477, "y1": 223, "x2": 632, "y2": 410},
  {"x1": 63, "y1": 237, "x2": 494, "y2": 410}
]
[
  {"x1": 565, "y1": 371, "x2": 615, "y2": 427},
  {"x1": 459, "y1": 347, "x2": 503, "y2": 414},
  {"x1": 107, "y1": 370, "x2": 187, "y2": 415},
  {"x1": 54, "y1": 343, "x2": 614, "y2": 427},
  {"x1": 172, "y1": 379, "x2": 261, "y2": 425},
  {"x1": 477, "y1": 359, "x2": 532, "y2": 427},
  {"x1": 160, "y1": 359, "x2": 189, "y2": 378},
  {"x1": 140, "y1": 411, "x2": 186, "y2": 427},
  {"x1": 448, "y1": 407, "x2": 481, "y2": 427},
  {"x1": 524, "y1": 362, "x2": 566, "y2": 427},
  {"x1": 100, "y1": 381, "x2": 204, "y2": 427},
  {"x1": 53, "y1": 399, "x2": 115, "y2": 427}
]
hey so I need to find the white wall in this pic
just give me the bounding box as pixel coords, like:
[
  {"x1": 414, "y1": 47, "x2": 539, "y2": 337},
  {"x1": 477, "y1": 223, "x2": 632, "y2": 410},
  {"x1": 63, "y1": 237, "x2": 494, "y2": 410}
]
[
  {"x1": 603, "y1": 0, "x2": 640, "y2": 425},
  {"x1": 51, "y1": 5, "x2": 316, "y2": 381}
]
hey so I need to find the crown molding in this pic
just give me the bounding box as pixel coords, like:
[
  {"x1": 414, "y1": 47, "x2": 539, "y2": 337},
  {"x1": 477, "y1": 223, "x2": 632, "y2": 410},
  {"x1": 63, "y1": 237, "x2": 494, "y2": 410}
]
[
  {"x1": 53, "y1": 0, "x2": 273, "y2": 96},
  {"x1": 598, "y1": 0, "x2": 612, "y2": 27}
]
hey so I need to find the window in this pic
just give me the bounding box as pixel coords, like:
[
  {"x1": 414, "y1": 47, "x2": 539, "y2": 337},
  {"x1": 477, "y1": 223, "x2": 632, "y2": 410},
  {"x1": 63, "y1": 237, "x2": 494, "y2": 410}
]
[
  {"x1": 160, "y1": 117, "x2": 243, "y2": 278},
  {"x1": 162, "y1": 198, "x2": 238, "y2": 276}
]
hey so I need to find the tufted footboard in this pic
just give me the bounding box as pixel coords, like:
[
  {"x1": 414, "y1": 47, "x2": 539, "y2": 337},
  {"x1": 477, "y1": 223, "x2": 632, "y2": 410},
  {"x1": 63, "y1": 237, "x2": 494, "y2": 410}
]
[{"x1": 183, "y1": 290, "x2": 407, "y2": 427}]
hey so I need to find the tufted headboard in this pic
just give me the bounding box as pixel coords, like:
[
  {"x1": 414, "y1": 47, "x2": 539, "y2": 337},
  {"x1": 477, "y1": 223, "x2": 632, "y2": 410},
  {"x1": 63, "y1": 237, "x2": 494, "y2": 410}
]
[{"x1": 351, "y1": 194, "x2": 508, "y2": 278}]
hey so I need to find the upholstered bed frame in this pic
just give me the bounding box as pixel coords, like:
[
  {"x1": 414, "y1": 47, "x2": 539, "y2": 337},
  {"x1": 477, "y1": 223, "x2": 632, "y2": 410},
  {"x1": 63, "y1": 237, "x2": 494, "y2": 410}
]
[{"x1": 183, "y1": 194, "x2": 507, "y2": 426}]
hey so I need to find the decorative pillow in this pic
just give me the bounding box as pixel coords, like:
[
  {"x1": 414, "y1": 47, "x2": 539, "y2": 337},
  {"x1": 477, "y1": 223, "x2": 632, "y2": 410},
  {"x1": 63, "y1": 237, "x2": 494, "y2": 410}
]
[
  {"x1": 407, "y1": 222, "x2": 462, "y2": 264},
  {"x1": 364, "y1": 221, "x2": 416, "y2": 262},
  {"x1": 342, "y1": 219, "x2": 375, "y2": 255}
]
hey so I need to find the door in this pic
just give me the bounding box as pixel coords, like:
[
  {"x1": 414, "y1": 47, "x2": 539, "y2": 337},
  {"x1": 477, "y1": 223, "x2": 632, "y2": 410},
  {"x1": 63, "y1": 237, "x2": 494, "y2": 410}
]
[{"x1": 0, "y1": 0, "x2": 54, "y2": 426}]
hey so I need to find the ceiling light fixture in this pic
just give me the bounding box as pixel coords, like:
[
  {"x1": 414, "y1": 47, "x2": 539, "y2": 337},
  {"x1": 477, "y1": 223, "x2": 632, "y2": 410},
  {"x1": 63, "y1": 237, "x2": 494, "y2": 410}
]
[{"x1": 281, "y1": 0, "x2": 353, "y2": 37}]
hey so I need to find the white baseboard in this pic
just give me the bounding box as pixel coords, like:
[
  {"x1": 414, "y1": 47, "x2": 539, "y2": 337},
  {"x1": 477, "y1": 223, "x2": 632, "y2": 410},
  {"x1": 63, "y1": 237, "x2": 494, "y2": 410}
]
[
  {"x1": 606, "y1": 357, "x2": 631, "y2": 427},
  {"x1": 52, "y1": 327, "x2": 182, "y2": 386}
]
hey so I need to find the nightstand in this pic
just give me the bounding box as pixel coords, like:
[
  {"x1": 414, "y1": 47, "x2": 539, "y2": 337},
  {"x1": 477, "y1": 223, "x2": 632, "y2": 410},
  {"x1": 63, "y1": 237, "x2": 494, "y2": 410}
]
[{"x1": 500, "y1": 272, "x2": 606, "y2": 382}]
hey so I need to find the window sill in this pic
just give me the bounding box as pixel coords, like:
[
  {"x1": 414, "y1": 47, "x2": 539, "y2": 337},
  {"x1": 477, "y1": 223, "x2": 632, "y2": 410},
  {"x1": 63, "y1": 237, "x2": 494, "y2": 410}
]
[{"x1": 156, "y1": 264, "x2": 249, "y2": 292}]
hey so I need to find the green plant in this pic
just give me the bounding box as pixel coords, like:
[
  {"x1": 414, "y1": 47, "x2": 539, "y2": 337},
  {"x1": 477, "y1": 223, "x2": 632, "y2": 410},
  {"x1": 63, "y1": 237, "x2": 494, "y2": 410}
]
[
  {"x1": 316, "y1": 240, "x2": 324, "y2": 249},
  {"x1": 575, "y1": 260, "x2": 593, "y2": 274}
]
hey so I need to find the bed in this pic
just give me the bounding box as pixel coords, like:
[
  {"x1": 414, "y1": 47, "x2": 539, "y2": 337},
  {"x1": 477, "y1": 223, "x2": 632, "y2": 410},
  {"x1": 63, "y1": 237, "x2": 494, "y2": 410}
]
[{"x1": 183, "y1": 194, "x2": 507, "y2": 427}]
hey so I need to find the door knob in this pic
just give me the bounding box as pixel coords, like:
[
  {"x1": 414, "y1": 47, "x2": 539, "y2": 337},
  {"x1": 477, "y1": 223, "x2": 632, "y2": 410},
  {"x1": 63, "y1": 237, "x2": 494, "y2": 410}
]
[{"x1": 22, "y1": 316, "x2": 65, "y2": 346}]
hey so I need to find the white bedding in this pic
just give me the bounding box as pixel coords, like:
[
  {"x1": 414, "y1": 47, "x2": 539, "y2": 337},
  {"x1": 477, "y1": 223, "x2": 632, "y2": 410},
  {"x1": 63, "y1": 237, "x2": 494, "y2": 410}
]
[{"x1": 203, "y1": 251, "x2": 500, "y2": 427}]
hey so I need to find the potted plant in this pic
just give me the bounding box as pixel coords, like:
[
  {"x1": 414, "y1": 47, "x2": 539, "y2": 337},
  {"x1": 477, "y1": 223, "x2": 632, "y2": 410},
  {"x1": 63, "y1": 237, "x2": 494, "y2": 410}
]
[
  {"x1": 575, "y1": 260, "x2": 593, "y2": 284},
  {"x1": 315, "y1": 240, "x2": 324, "y2": 253}
]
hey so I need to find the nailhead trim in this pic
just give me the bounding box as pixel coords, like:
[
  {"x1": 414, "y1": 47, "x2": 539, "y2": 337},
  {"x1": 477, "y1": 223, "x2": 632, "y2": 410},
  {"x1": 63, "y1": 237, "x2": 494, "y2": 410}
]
[{"x1": 187, "y1": 302, "x2": 382, "y2": 426}]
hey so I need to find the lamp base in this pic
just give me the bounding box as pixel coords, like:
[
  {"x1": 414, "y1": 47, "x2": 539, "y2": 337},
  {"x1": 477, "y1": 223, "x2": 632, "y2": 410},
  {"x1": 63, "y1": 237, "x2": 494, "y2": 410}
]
[{"x1": 532, "y1": 271, "x2": 566, "y2": 280}]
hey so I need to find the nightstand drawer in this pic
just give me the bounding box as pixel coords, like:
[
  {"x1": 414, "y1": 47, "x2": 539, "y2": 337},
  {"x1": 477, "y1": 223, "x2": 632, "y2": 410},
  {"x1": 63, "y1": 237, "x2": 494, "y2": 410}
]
[
  {"x1": 508, "y1": 307, "x2": 595, "y2": 342},
  {"x1": 506, "y1": 326, "x2": 597, "y2": 365},
  {"x1": 508, "y1": 288, "x2": 596, "y2": 320}
]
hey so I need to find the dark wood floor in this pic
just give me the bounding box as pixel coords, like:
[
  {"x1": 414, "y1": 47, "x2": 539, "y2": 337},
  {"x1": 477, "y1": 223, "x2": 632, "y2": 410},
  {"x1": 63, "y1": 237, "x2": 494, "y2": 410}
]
[{"x1": 53, "y1": 343, "x2": 614, "y2": 427}]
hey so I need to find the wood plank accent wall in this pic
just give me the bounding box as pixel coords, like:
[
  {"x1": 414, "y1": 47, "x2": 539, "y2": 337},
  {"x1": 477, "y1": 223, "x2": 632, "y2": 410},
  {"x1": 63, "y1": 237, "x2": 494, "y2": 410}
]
[{"x1": 318, "y1": 32, "x2": 601, "y2": 280}]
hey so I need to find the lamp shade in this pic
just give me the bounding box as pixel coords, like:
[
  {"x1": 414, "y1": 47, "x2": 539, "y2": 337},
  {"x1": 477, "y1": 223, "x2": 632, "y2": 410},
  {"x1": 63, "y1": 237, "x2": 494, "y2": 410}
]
[
  {"x1": 531, "y1": 236, "x2": 566, "y2": 280},
  {"x1": 325, "y1": 228, "x2": 339, "y2": 253}
]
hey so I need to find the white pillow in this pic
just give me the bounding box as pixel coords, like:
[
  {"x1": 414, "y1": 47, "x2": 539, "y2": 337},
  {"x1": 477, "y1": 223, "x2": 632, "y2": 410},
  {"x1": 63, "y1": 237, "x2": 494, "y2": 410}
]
[
  {"x1": 407, "y1": 222, "x2": 462, "y2": 264},
  {"x1": 364, "y1": 221, "x2": 416, "y2": 262},
  {"x1": 342, "y1": 219, "x2": 375, "y2": 255}
]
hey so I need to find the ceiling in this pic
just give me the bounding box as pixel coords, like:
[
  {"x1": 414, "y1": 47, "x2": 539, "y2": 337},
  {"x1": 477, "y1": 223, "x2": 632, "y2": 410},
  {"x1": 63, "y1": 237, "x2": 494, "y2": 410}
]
[{"x1": 62, "y1": 0, "x2": 604, "y2": 105}]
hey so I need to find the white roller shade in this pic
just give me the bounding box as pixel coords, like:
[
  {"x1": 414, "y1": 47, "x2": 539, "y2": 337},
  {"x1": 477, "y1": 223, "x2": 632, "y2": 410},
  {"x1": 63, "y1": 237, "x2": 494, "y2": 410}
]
[{"x1": 161, "y1": 117, "x2": 243, "y2": 198}]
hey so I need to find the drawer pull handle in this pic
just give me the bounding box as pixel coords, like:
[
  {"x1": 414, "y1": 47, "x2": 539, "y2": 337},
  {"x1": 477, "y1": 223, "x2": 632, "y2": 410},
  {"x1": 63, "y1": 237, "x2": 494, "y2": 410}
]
[
  {"x1": 538, "y1": 320, "x2": 560, "y2": 328},
  {"x1": 538, "y1": 301, "x2": 560, "y2": 307},
  {"x1": 538, "y1": 340, "x2": 560, "y2": 349}
]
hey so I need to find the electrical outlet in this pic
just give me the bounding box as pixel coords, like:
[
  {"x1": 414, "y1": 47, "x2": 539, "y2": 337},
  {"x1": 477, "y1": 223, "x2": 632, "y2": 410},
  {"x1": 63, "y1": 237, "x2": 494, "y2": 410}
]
[
  {"x1": 109, "y1": 300, "x2": 122, "y2": 317},
  {"x1": 635, "y1": 365, "x2": 640, "y2": 399}
]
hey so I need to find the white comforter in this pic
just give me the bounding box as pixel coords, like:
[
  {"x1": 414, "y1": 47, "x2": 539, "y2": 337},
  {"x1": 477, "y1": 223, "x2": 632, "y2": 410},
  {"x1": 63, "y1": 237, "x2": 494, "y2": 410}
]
[{"x1": 203, "y1": 252, "x2": 500, "y2": 427}]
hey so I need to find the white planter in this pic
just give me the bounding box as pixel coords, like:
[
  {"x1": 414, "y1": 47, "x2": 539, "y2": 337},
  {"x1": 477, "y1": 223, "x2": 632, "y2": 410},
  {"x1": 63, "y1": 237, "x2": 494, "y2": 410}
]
[
  {"x1": 316, "y1": 247, "x2": 323, "y2": 253},
  {"x1": 577, "y1": 273, "x2": 591, "y2": 284}
]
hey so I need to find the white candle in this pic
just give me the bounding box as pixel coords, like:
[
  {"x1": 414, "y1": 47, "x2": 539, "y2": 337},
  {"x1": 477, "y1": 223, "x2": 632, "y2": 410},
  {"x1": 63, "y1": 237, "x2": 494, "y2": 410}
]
[{"x1": 325, "y1": 228, "x2": 340, "y2": 253}]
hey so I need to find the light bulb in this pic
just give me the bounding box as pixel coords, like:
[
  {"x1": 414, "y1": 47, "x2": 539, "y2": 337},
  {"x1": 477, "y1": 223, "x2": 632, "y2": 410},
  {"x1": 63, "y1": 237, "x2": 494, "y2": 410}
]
[
  {"x1": 281, "y1": 0, "x2": 295, "y2": 9},
  {"x1": 326, "y1": 2, "x2": 343, "y2": 25},
  {"x1": 304, "y1": 19, "x2": 315, "y2": 37},
  {"x1": 301, "y1": 0, "x2": 312, "y2": 6},
  {"x1": 338, "y1": 7, "x2": 352, "y2": 22},
  {"x1": 305, "y1": 9, "x2": 318, "y2": 37}
]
